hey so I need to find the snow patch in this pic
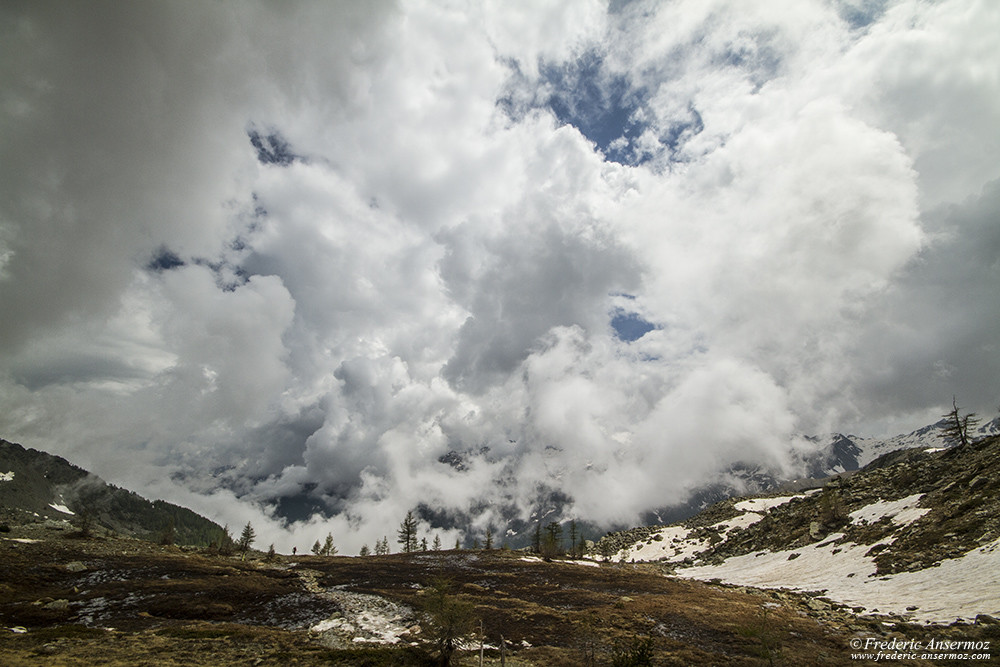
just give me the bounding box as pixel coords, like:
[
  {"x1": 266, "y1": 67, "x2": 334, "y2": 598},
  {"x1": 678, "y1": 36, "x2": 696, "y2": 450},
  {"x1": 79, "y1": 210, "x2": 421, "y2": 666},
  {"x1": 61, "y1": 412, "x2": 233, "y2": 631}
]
[
  {"x1": 675, "y1": 534, "x2": 1000, "y2": 624},
  {"x1": 734, "y1": 495, "x2": 804, "y2": 513},
  {"x1": 618, "y1": 494, "x2": 811, "y2": 564},
  {"x1": 713, "y1": 512, "x2": 764, "y2": 533},
  {"x1": 4, "y1": 538, "x2": 42, "y2": 544},
  {"x1": 849, "y1": 494, "x2": 929, "y2": 527},
  {"x1": 0, "y1": 471, "x2": 14, "y2": 482},
  {"x1": 49, "y1": 503, "x2": 75, "y2": 515},
  {"x1": 309, "y1": 588, "x2": 415, "y2": 646}
]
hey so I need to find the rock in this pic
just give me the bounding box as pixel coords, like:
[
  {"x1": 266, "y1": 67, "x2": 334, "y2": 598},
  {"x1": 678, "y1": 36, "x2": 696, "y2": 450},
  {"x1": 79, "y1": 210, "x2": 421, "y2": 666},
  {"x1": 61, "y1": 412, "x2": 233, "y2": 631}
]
[
  {"x1": 45, "y1": 599, "x2": 69, "y2": 610},
  {"x1": 809, "y1": 522, "x2": 822, "y2": 539},
  {"x1": 65, "y1": 561, "x2": 87, "y2": 573},
  {"x1": 806, "y1": 599, "x2": 830, "y2": 612}
]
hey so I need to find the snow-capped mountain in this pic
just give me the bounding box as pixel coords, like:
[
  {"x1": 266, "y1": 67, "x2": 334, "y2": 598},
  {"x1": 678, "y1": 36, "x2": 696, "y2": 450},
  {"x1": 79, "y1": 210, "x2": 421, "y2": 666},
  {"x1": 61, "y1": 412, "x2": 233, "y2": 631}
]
[{"x1": 809, "y1": 415, "x2": 1000, "y2": 472}]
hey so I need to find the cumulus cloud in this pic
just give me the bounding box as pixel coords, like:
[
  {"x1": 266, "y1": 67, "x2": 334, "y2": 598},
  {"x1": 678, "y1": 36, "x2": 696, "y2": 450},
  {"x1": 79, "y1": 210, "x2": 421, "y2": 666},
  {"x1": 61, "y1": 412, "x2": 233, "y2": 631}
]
[{"x1": 1, "y1": 0, "x2": 997, "y2": 553}]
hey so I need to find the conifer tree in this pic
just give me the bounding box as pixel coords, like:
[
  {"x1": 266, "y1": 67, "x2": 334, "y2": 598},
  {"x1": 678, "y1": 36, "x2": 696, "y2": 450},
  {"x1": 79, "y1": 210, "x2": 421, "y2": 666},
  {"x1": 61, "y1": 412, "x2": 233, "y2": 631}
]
[
  {"x1": 397, "y1": 510, "x2": 419, "y2": 553},
  {"x1": 311, "y1": 539, "x2": 322, "y2": 556},
  {"x1": 421, "y1": 537, "x2": 429, "y2": 551},
  {"x1": 941, "y1": 396, "x2": 980, "y2": 447},
  {"x1": 237, "y1": 521, "x2": 256, "y2": 560},
  {"x1": 542, "y1": 521, "x2": 563, "y2": 560},
  {"x1": 433, "y1": 534, "x2": 442, "y2": 551},
  {"x1": 322, "y1": 532, "x2": 337, "y2": 556},
  {"x1": 484, "y1": 526, "x2": 493, "y2": 550},
  {"x1": 360, "y1": 544, "x2": 370, "y2": 557}
]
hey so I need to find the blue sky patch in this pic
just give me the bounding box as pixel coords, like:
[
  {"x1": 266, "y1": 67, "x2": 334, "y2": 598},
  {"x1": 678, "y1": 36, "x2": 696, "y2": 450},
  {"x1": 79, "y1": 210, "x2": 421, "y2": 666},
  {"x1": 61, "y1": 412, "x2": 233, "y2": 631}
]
[
  {"x1": 539, "y1": 53, "x2": 651, "y2": 165},
  {"x1": 611, "y1": 309, "x2": 657, "y2": 342},
  {"x1": 837, "y1": 0, "x2": 889, "y2": 30}
]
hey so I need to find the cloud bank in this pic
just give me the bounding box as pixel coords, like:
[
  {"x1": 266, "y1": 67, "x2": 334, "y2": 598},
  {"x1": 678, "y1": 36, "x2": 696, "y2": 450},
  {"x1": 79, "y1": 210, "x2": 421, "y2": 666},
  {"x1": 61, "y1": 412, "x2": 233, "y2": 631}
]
[{"x1": 1, "y1": 0, "x2": 998, "y2": 552}]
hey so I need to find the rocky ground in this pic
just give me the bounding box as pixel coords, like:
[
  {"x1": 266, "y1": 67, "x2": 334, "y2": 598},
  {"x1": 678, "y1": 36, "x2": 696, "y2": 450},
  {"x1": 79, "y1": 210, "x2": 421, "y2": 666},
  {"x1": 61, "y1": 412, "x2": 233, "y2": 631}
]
[{"x1": 6, "y1": 522, "x2": 996, "y2": 665}]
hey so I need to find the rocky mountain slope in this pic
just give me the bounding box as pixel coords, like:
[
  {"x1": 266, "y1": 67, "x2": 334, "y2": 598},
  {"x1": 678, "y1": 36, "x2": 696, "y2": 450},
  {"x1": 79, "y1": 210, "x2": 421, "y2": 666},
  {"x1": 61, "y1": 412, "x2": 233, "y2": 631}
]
[
  {"x1": 599, "y1": 431, "x2": 1000, "y2": 625},
  {"x1": 0, "y1": 438, "x2": 224, "y2": 547}
]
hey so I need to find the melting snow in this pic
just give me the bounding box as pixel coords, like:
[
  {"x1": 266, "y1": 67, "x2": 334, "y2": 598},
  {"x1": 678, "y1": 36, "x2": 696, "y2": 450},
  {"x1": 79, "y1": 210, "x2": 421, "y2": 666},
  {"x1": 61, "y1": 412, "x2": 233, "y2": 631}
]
[
  {"x1": 618, "y1": 494, "x2": 810, "y2": 564},
  {"x1": 49, "y1": 503, "x2": 75, "y2": 515},
  {"x1": 308, "y1": 588, "x2": 415, "y2": 646},
  {"x1": 733, "y1": 495, "x2": 805, "y2": 513},
  {"x1": 849, "y1": 494, "x2": 929, "y2": 527},
  {"x1": 675, "y1": 534, "x2": 1000, "y2": 624},
  {"x1": 0, "y1": 471, "x2": 14, "y2": 482}
]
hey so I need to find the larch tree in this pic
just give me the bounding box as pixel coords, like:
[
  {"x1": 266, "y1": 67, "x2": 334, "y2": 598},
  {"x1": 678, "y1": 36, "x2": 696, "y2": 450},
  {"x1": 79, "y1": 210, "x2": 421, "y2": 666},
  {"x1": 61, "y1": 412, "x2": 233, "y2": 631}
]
[
  {"x1": 941, "y1": 396, "x2": 980, "y2": 447},
  {"x1": 237, "y1": 521, "x2": 256, "y2": 560},
  {"x1": 398, "y1": 510, "x2": 419, "y2": 553}
]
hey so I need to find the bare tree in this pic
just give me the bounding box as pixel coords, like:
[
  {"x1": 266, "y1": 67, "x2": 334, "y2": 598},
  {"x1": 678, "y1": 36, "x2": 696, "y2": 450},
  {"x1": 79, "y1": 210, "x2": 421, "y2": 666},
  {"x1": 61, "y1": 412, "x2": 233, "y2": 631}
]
[{"x1": 941, "y1": 396, "x2": 980, "y2": 447}]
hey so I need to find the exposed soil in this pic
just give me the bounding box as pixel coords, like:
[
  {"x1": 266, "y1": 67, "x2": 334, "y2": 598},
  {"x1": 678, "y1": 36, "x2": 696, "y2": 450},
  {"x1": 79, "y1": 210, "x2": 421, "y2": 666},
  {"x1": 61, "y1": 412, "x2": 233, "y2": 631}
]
[{"x1": 1, "y1": 524, "x2": 995, "y2": 665}]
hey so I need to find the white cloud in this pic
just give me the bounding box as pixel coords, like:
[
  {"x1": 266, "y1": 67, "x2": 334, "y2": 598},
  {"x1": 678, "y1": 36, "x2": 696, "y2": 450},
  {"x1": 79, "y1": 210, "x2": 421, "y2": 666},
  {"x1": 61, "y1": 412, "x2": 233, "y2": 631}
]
[{"x1": 0, "y1": 0, "x2": 997, "y2": 548}]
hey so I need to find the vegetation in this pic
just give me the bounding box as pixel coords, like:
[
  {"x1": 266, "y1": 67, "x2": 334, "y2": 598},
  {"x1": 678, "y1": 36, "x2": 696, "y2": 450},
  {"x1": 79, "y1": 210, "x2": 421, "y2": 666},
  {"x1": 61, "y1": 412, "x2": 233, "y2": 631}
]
[
  {"x1": 3, "y1": 510, "x2": 995, "y2": 666},
  {"x1": 818, "y1": 487, "x2": 848, "y2": 528},
  {"x1": 420, "y1": 578, "x2": 475, "y2": 667},
  {"x1": 375, "y1": 536, "x2": 390, "y2": 555},
  {"x1": 541, "y1": 521, "x2": 563, "y2": 561},
  {"x1": 236, "y1": 521, "x2": 256, "y2": 559},
  {"x1": 398, "y1": 510, "x2": 419, "y2": 553},
  {"x1": 321, "y1": 531, "x2": 337, "y2": 556},
  {"x1": 609, "y1": 635, "x2": 654, "y2": 667},
  {"x1": 941, "y1": 396, "x2": 980, "y2": 447},
  {"x1": 736, "y1": 606, "x2": 783, "y2": 667}
]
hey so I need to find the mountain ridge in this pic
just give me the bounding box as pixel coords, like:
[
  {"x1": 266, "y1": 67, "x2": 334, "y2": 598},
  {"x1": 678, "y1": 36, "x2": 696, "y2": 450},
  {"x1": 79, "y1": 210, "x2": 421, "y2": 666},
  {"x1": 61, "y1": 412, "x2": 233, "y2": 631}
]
[{"x1": 0, "y1": 438, "x2": 224, "y2": 547}]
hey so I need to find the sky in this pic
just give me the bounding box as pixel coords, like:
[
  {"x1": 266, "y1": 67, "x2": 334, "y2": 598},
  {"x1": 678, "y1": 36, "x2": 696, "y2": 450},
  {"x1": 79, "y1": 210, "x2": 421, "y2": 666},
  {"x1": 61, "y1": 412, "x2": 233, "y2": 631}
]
[{"x1": 1, "y1": 0, "x2": 998, "y2": 553}]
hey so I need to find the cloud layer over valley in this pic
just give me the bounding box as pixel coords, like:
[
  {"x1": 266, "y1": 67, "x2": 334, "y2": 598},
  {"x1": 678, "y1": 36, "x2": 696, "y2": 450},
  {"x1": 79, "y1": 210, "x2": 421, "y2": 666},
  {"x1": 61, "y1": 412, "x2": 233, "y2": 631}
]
[{"x1": 2, "y1": 0, "x2": 998, "y2": 552}]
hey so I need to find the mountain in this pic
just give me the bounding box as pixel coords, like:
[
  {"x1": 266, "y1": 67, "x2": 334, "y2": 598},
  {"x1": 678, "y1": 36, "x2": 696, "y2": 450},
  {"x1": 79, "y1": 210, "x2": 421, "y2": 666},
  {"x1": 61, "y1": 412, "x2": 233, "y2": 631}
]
[
  {"x1": 636, "y1": 416, "x2": 1000, "y2": 528},
  {"x1": 0, "y1": 438, "x2": 224, "y2": 546},
  {"x1": 808, "y1": 415, "x2": 1000, "y2": 473},
  {"x1": 597, "y1": 431, "x2": 1000, "y2": 625}
]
